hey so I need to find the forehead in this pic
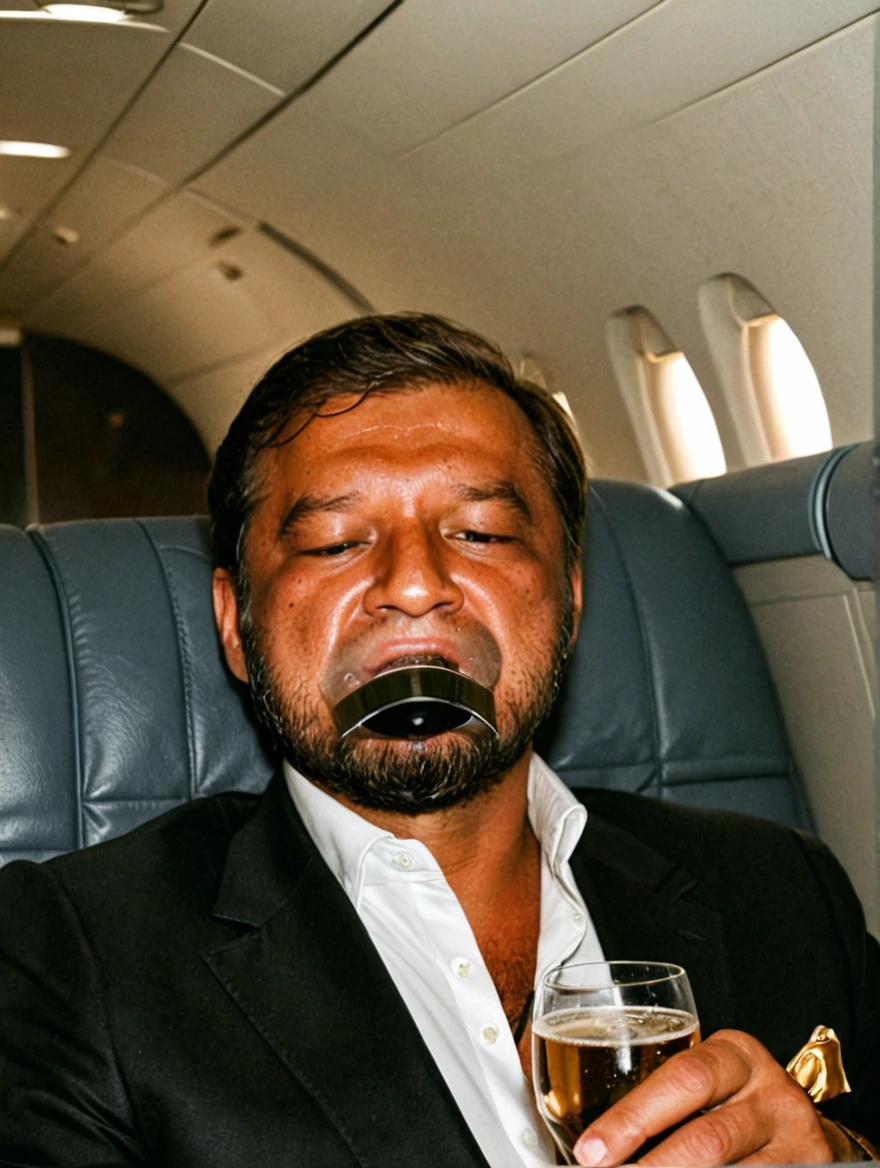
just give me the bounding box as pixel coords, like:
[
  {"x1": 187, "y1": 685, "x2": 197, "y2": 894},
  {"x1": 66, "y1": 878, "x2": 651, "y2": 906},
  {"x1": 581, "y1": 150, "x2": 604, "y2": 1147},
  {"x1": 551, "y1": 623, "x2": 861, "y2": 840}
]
[{"x1": 254, "y1": 380, "x2": 550, "y2": 498}]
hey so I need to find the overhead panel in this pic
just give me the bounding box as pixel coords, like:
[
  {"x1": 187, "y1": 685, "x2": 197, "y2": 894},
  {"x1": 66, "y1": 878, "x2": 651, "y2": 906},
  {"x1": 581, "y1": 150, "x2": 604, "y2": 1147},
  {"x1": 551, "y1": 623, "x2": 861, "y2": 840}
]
[
  {"x1": 0, "y1": 158, "x2": 75, "y2": 263},
  {"x1": 26, "y1": 191, "x2": 247, "y2": 328},
  {"x1": 0, "y1": 20, "x2": 167, "y2": 144},
  {"x1": 402, "y1": 0, "x2": 880, "y2": 177},
  {"x1": 0, "y1": 17, "x2": 173, "y2": 262},
  {"x1": 291, "y1": 0, "x2": 661, "y2": 155},
  {"x1": 199, "y1": 0, "x2": 880, "y2": 231},
  {"x1": 193, "y1": 0, "x2": 659, "y2": 218},
  {"x1": 0, "y1": 157, "x2": 167, "y2": 314},
  {"x1": 103, "y1": 44, "x2": 283, "y2": 186},
  {"x1": 184, "y1": 0, "x2": 392, "y2": 93},
  {"x1": 31, "y1": 211, "x2": 360, "y2": 386}
]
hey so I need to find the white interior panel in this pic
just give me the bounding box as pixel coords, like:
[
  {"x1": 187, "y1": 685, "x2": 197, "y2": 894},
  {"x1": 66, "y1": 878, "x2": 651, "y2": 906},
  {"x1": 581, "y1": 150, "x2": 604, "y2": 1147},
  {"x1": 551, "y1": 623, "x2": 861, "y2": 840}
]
[
  {"x1": 170, "y1": 348, "x2": 284, "y2": 454},
  {"x1": 184, "y1": 0, "x2": 391, "y2": 93},
  {"x1": 33, "y1": 222, "x2": 358, "y2": 385},
  {"x1": 0, "y1": 158, "x2": 78, "y2": 262},
  {"x1": 0, "y1": 158, "x2": 167, "y2": 314},
  {"x1": 197, "y1": 0, "x2": 878, "y2": 221},
  {"x1": 0, "y1": 18, "x2": 172, "y2": 263},
  {"x1": 103, "y1": 44, "x2": 283, "y2": 187},
  {"x1": 395, "y1": 0, "x2": 880, "y2": 171},
  {"x1": 26, "y1": 192, "x2": 246, "y2": 329},
  {"x1": 736, "y1": 556, "x2": 878, "y2": 935},
  {"x1": 0, "y1": 21, "x2": 170, "y2": 145},
  {"x1": 273, "y1": 0, "x2": 659, "y2": 156},
  {"x1": 0, "y1": 219, "x2": 29, "y2": 273}
]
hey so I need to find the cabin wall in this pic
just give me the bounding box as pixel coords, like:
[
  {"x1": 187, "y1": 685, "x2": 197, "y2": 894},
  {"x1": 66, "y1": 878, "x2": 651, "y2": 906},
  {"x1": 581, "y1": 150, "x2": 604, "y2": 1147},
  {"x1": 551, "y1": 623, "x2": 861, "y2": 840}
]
[{"x1": 735, "y1": 557, "x2": 878, "y2": 934}]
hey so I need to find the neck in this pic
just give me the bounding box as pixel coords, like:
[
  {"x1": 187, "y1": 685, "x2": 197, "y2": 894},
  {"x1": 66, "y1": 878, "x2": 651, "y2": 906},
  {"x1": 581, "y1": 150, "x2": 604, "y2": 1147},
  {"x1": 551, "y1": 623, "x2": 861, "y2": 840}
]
[{"x1": 318, "y1": 750, "x2": 537, "y2": 909}]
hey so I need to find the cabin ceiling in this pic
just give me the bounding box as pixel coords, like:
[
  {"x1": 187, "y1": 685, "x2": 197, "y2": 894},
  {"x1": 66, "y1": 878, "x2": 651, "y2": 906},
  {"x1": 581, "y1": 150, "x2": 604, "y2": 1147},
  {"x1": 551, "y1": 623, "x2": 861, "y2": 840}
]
[{"x1": 0, "y1": 0, "x2": 875, "y2": 472}]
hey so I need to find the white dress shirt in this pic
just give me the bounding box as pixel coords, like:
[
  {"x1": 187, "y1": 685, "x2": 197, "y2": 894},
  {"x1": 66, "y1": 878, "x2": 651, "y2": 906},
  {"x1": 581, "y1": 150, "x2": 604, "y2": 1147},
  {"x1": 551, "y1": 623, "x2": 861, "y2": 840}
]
[{"x1": 284, "y1": 753, "x2": 605, "y2": 1168}]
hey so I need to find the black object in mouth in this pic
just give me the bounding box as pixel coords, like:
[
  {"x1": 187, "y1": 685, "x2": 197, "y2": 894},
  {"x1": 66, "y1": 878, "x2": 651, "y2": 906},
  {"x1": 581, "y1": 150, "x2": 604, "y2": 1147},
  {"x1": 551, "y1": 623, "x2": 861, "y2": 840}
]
[{"x1": 333, "y1": 665, "x2": 497, "y2": 741}]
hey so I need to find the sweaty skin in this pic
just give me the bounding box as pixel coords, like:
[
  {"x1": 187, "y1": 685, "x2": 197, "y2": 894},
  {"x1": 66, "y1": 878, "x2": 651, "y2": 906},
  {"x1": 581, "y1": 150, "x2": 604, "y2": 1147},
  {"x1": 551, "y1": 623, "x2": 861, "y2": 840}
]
[{"x1": 213, "y1": 380, "x2": 839, "y2": 1163}]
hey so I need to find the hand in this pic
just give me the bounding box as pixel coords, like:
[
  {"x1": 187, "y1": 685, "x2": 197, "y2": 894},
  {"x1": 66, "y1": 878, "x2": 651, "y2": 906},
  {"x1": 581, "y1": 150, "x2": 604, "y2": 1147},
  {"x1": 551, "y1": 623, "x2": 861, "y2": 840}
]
[{"x1": 572, "y1": 1029, "x2": 836, "y2": 1166}]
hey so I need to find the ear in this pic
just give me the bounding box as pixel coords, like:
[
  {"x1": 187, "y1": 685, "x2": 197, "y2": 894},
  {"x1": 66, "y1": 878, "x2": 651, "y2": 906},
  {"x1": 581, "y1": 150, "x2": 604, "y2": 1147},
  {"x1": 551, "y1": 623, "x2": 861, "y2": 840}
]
[
  {"x1": 568, "y1": 560, "x2": 583, "y2": 650},
  {"x1": 213, "y1": 568, "x2": 249, "y2": 683}
]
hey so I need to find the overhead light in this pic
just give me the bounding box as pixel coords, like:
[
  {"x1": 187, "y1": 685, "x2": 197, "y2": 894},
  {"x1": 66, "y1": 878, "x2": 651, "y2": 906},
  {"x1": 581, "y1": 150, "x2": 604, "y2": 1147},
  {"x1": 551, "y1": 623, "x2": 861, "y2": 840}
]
[
  {"x1": 53, "y1": 225, "x2": 81, "y2": 246},
  {"x1": 43, "y1": 4, "x2": 130, "y2": 20},
  {"x1": 39, "y1": 0, "x2": 163, "y2": 16},
  {"x1": 0, "y1": 141, "x2": 70, "y2": 159}
]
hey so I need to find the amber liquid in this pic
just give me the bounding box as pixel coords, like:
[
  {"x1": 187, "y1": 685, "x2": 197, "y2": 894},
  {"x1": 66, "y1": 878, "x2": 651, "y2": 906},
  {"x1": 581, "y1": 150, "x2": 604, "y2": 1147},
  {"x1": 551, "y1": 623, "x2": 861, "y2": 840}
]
[{"x1": 533, "y1": 1006, "x2": 700, "y2": 1163}]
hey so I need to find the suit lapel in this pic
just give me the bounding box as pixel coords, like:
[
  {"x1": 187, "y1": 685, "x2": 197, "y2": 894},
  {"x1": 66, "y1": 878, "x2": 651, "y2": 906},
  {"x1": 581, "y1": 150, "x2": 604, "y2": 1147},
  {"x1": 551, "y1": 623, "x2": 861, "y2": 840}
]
[
  {"x1": 204, "y1": 776, "x2": 488, "y2": 1168},
  {"x1": 570, "y1": 805, "x2": 737, "y2": 1039}
]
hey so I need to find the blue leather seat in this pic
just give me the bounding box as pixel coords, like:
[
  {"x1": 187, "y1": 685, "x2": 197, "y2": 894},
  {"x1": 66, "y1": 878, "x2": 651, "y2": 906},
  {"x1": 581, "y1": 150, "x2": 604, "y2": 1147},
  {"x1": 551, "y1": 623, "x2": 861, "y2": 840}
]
[{"x1": 0, "y1": 480, "x2": 811, "y2": 865}]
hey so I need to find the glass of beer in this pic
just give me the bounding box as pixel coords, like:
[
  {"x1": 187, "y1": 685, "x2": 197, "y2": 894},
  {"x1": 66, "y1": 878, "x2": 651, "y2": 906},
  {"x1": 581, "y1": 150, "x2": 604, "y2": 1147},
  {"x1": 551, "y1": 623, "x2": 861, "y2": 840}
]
[{"x1": 531, "y1": 961, "x2": 700, "y2": 1164}]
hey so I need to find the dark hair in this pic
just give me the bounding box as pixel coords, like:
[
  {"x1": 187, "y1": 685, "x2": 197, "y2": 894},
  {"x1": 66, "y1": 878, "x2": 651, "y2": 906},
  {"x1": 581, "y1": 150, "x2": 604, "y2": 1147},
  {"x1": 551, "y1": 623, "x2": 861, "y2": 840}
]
[{"x1": 208, "y1": 312, "x2": 587, "y2": 578}]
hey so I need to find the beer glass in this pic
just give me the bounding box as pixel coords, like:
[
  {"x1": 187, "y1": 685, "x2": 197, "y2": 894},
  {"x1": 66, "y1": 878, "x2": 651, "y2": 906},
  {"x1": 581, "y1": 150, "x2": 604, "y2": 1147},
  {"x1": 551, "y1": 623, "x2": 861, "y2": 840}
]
[{"x1": 531, "y1": 961, "x2": 700, "y2": 1164}]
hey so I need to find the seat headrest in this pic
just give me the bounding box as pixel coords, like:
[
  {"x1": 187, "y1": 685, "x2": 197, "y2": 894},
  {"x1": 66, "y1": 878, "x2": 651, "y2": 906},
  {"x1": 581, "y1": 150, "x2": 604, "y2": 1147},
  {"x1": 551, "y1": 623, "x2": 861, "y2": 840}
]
[
  {"x1": 0, "y1": 482, "x2": 809, "y2": 863},
  {"x1": 537, "y1": 482, "x2": 807, "y2": 828}
]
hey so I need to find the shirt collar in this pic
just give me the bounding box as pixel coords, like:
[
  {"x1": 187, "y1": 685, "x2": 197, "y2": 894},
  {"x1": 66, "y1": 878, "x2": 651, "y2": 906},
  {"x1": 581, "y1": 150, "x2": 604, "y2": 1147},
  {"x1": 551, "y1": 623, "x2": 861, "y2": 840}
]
[
  {"x1": 284, "y1": 761, "x2": 391, "y2": 904},
  {"x1": 284, "y1": 752, "x2": 587, "y2": 901},
  {"x1": 526, "y1": 753, "x2": 588, "y2": 877}
]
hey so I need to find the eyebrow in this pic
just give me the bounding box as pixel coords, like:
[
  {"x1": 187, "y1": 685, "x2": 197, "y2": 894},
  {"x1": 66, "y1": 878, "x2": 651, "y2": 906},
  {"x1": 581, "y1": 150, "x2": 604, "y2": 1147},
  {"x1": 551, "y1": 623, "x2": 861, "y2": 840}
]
[
  {"x1": 279, "y1": 492, "x2": 362, "y2": 534},
  {"x1": 452, "y1": 479, "x2": 532, "y2": 522}
]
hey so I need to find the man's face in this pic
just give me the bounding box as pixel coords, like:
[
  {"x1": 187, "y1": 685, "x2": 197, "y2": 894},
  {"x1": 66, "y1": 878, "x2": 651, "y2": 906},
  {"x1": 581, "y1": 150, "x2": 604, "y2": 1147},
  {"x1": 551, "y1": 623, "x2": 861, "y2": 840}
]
[{"x1": 214, "y1": 380, "x2": 582, "y2": 813}]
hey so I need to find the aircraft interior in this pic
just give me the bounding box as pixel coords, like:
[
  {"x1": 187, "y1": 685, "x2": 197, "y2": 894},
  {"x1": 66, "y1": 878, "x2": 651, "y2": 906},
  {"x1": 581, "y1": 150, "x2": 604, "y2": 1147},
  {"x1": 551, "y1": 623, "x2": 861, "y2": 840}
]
[{"x1": 0, "y1": 0, "x2": 877, "y2": 1087}]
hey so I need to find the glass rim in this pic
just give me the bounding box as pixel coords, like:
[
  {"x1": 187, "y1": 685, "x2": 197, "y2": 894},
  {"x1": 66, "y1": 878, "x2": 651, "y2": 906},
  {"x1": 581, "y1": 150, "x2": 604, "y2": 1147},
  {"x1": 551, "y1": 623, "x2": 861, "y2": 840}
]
[{"x1": 542, "y1": 960, "x2": 687, "y2": 992}]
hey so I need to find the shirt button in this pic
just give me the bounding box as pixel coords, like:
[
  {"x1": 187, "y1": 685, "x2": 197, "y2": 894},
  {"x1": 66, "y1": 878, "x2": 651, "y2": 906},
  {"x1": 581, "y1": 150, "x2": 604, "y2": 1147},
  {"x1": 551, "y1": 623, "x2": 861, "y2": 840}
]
[
  {"x1": 572, "y1": 912, "x2": 585, "y2": 925},
  {"x1": 520, "y1": 1128, "x2": 538, "y2": 1148},
  {"x1": 393, "y1": 852, "x2": 414, "y2": 870},
  {"x1": 480, "y1": 1024, "x2": 498, "y2": 1045},
  {"x1": 451, "y1": 957, "x2": 471, "y2": 979}
]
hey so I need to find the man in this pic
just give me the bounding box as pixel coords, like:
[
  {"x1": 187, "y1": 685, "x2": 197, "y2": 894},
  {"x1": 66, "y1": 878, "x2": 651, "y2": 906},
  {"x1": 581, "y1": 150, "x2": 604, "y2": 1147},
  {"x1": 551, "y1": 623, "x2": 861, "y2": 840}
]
[{"x1": 0, "y1": 313, "x2": 877, "y2": 1166}]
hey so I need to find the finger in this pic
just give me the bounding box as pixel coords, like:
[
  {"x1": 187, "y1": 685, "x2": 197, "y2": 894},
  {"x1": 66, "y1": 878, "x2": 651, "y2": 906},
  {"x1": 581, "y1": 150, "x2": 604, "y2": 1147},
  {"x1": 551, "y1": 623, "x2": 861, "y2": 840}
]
[
  {"x1": 574, "y1": 1033, "x2": 754, "y2": 1166},
  {"x1": 635, "y1": 1099, "x2": 772, "y2": 1167}
]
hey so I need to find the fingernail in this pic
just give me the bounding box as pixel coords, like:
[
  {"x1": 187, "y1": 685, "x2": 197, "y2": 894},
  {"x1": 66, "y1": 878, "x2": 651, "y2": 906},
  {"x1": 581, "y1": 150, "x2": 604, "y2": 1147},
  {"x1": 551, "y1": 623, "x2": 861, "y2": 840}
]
[{"x1": 575, "y1": 1134, "x2": 608, "y2": 1166}]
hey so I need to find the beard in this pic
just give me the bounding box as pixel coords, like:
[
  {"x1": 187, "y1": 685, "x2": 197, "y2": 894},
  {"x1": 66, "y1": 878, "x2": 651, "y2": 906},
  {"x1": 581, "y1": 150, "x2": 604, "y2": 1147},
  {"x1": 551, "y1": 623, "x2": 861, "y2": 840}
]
[{"x1": 238, "y1": 589, "x2": 574, "y2": 816}]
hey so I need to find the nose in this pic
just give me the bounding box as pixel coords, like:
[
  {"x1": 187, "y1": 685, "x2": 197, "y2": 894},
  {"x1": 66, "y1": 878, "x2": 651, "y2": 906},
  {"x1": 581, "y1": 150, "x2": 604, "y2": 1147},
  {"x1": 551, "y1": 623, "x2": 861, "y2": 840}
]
[{"x1": 363, "y1": 525, "x2": 464, "y2": 619}]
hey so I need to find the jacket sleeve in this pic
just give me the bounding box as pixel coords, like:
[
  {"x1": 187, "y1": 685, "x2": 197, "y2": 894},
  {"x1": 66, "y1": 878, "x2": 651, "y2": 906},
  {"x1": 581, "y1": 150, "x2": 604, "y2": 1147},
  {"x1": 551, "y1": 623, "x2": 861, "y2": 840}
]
[
  {"x1": 795, "y1": 830, "x2": 880, "y2": 1147},
  {"x1": 0, "y1": 858, "x2": 147, "y2": 1166}
]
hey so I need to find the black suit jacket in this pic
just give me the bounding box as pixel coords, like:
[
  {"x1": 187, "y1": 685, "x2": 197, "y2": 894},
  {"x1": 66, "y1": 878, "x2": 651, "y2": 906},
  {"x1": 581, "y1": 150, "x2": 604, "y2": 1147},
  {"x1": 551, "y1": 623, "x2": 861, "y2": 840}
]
[{"x1": 0, "y1": 776, "x2": 877, "y2": 1166}]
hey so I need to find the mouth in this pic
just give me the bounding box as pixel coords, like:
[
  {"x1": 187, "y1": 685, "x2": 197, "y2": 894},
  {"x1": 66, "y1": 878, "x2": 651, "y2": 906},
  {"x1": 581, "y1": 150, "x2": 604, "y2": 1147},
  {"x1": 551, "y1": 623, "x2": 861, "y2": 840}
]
[
  {"x1": 367, "y1": 643, "x2": 469, "y2": 680},
  {"x1": 372, "y1": 652, "x2": 461, "y2": 678}
]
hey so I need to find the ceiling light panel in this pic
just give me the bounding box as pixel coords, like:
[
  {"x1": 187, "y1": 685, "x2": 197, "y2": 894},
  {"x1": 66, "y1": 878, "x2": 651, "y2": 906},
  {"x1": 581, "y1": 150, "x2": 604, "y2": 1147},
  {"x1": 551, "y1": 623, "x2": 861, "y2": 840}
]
[
  {"x1": 42, "y1": 5, "x2": 131, "y2": 23},
  {"x1": 0, "y1": 140, "x2": 69, "y2": 157}
]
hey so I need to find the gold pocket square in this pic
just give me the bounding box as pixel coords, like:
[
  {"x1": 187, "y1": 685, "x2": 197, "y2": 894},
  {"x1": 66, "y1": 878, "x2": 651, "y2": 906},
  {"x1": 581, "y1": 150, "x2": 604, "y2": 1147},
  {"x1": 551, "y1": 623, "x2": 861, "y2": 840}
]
[{"x1": 786, "y1": 1025, "x2": 852, "y2": 1103}]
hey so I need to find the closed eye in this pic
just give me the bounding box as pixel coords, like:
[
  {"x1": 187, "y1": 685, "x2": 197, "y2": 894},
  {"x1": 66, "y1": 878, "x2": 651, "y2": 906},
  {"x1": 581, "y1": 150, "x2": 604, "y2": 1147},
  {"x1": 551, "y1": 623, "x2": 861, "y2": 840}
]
[
  {"x1": 455, "y1": 530, "x2": 514, "y2": 544},
  {"x1": 302, "y1": 541, "x2": 363, "y2": 557}
]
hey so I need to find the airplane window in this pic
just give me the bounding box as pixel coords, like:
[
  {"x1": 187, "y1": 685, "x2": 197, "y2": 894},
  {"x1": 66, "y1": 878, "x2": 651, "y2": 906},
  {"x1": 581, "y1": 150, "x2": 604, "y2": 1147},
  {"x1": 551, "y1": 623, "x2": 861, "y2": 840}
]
[
  {"x1": 647, "y1": 349, "x2": 726, "y2": 483},
  {"x1": 747, "y1": 313, "x2": 832, "y2": 459},
  {"x1": 698, "y1": 274, "x2": 832, "y2": 466},
  {"x1": 607, "y1": 306, "x2": 726, "y2": 486}
]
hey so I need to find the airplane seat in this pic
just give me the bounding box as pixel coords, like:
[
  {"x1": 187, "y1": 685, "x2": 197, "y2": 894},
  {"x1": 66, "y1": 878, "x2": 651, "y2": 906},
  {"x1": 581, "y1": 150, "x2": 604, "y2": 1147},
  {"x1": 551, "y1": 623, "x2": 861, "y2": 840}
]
[
  {"x1": 536, "y1": 481, "x2": 811, "y2": 827},
  {"x1": 0, "y1": 481, "x2": 813, "y2": 866}
]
